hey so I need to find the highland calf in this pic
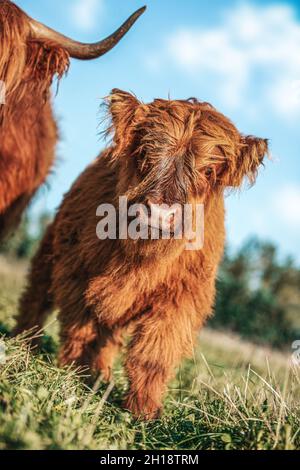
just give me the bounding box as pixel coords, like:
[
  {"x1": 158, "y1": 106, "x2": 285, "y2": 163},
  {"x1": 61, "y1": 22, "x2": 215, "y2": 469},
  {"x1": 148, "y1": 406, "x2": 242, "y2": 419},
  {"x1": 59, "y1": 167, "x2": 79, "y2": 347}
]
[
  {"x1": 0, "y1": 0, "x2": 145, "y2": 239},
  {"x1": 15, "y1": 90, "x2": 268, "y2": 419}
]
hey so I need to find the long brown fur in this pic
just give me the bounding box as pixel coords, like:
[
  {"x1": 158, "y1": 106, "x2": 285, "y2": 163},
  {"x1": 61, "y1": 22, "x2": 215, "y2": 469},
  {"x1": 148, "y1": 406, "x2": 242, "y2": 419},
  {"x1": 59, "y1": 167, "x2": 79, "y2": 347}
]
[
  {"x1": 0, "y1": 0, "x2": 69, "y2": 239},
  {"x1": 15, "y1": 89, "x2": 269, "y2": 419}
]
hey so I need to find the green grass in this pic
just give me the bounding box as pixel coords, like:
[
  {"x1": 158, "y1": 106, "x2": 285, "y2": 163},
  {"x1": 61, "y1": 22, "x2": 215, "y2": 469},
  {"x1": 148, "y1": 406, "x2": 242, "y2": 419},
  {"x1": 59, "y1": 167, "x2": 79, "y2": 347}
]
[{"x1": 0, "y1": 256, "x2": 299, "y2": 450}]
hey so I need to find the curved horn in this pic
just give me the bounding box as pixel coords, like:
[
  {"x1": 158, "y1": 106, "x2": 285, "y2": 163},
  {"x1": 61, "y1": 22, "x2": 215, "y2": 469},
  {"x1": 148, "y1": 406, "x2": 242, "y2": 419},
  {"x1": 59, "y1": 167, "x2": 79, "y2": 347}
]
[{"x1": 28, "y1": 6, "x2": 146, "y2": 60}]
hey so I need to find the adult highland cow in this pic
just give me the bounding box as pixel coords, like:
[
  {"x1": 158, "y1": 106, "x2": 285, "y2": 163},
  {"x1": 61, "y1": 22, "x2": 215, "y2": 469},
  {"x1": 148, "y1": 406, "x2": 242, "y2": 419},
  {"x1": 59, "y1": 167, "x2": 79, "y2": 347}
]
[
  {"x1": 15, "y1": 90, "x2": 269, "y2": 419},
  {"x1": 0, "y1": 0, "x2": 145, "y2": 239}
]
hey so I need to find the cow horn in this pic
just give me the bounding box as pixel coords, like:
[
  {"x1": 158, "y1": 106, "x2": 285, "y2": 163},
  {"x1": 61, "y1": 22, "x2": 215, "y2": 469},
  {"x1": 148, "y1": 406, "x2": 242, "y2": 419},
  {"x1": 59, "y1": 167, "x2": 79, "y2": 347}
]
[{"x1": 28, "y1": 6, "x2": 146, "y2": 60}]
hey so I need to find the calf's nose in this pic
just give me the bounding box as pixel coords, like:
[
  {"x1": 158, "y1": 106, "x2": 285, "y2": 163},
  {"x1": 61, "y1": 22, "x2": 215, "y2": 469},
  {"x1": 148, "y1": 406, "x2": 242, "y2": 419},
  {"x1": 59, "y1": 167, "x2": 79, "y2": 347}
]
[{"x1": 147, "y1": 201, "x2": 181, "y2": 229}]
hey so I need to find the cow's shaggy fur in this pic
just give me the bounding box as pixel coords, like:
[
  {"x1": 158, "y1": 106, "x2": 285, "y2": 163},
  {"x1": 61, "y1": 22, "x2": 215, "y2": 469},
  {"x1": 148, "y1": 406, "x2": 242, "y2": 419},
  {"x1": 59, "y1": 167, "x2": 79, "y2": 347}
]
[
  {"x1": 0, "y1": 0, "x2": 70, "y2": 239},
  {"x1": 15, "y1": 90, "x2": 268, "y2": 419}
]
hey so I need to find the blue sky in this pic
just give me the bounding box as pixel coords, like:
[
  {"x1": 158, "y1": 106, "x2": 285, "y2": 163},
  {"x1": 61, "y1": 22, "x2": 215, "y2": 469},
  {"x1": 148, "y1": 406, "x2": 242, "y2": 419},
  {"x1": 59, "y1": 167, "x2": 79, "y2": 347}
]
[{"x1": 18, "y1": 0, "x2": 300, "y2": 262}]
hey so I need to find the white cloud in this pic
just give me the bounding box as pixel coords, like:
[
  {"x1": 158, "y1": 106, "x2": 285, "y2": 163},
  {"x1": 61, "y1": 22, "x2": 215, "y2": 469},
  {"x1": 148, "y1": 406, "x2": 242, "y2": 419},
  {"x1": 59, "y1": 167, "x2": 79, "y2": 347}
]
[
  {"x1": 152, "y1": 2, "x2": 300, "y2": 117},
  {"x1": 71, "y1": 0, "x2": 104, "y2": 31},
  {"x1": 269, "y1": 79, "x2": 300, "y2": 116},
  {"x1": 274, "y1": 185, "x2": 300, "y2": 229}
]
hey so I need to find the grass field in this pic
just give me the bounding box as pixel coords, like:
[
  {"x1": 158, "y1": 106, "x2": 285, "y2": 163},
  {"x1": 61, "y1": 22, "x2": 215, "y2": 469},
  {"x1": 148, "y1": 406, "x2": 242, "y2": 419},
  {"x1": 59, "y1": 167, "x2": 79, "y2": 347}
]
[{"x1": 0, "y1": 256, "x2": 299, "y2": 450}]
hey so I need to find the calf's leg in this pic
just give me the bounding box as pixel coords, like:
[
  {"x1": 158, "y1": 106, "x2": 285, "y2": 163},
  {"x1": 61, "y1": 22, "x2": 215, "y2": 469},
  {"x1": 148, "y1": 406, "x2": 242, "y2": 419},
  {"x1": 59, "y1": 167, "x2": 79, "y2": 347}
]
[
  {"x1": 59, "y1": 315, "x2": 123, "y2": 382},
  {"x1": 58, "y1": 315, "x2": 97, "y2": 368},
  {"x1": 90, "y1": 327, "x2": 124, "y2": 381},
  {"x1": 124, "y1": 298, "x2": 203, "y2": 419},
  {"x1": 14, "y1": 224, "x2": 54, "y2": 338}
]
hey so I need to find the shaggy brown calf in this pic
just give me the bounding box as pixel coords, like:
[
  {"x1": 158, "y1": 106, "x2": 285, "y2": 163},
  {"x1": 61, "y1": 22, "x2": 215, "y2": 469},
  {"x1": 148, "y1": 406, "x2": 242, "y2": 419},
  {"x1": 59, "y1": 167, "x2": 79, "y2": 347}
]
[
  {"x1": 15, "y1": 90, "x2": 268, "y2": 419},
  {"x1": 0, "y1": 0, "x2": 145, "y2": 239}
]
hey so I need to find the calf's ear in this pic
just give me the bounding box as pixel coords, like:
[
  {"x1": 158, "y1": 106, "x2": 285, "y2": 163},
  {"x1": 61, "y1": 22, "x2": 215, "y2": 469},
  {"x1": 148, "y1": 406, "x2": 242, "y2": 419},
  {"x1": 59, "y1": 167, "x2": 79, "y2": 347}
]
[
  {"x1": 107, "y1": 89, "x2": 141, "y2": 158},
  {"x1": 237, "y1": 135, "x2": 269, "y2": 184},
  {"x1": 241, "y1": 136, "x2": 269, "y2": 163},
  {"x1": 227, "y1": 135, "x2": 269, "y2": 187},
  {"x1": 109, "y1": 89, "x2": 140, "y2": 121}
]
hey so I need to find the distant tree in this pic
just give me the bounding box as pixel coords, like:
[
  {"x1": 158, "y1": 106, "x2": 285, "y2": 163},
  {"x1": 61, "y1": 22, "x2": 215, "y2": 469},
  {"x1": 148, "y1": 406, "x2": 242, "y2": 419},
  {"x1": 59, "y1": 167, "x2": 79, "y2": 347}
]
[{"x1": 210, "y1": 238, "x2": 300, "y2": 348}]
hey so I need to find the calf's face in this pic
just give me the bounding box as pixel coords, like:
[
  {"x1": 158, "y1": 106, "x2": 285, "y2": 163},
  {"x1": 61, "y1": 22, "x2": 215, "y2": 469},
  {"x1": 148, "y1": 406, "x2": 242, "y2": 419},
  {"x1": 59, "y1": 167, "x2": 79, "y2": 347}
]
[{"x1": 107, "y1": 89, "x2": 268, "y2": 235}]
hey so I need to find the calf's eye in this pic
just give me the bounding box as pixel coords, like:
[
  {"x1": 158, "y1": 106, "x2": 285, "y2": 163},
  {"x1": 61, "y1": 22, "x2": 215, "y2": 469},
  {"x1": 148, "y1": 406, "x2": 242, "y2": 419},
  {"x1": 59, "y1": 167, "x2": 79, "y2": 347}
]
[{"x1": 205, "y1": 167, "x2": 213, "y2": 177}]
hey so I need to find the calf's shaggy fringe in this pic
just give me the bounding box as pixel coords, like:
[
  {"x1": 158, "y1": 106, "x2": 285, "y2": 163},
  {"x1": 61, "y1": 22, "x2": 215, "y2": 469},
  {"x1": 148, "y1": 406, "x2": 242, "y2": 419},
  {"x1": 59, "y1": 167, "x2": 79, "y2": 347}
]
[{"x1": 15, "y1": 89, "x2": 269, "y2": 419}]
